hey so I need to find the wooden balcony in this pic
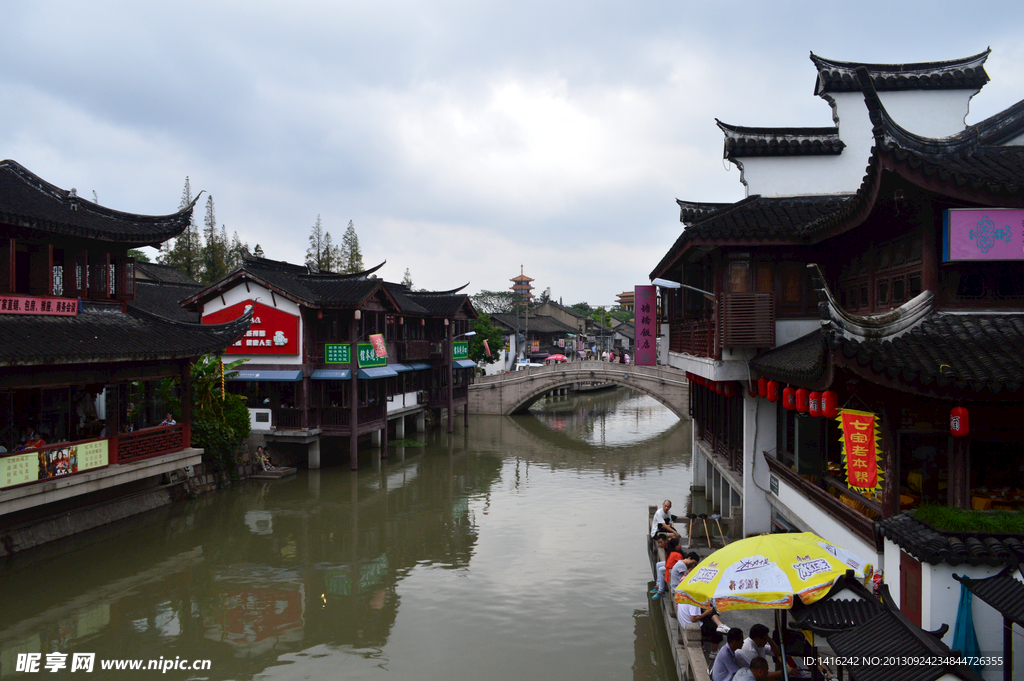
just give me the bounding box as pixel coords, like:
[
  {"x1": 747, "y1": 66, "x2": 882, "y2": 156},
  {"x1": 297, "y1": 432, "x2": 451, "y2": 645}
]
[
  {"x1": 669, "y1": 319, "x2": 713, "y2": 357},
  {"x1": 273, "y1": 407, "x2": 304, "y2": 430},
  {"x1": 397, "y1": 340, "x2": 431, "y2": 361},
  {"x1": 320, "y1": 407, "x2": 351, "y2": 428},
  {"x1": 719, "y1": 292, "x2": 774, "y2": 348},
  {"x1": 118, "y1": 424, "x2": 185, "y2": 463}
]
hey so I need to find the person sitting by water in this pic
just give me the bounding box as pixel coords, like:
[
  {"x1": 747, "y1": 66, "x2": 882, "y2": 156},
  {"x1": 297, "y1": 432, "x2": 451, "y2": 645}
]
[
  {"x1": 650, "y1": 499, "x2": 679, "y2": 538},
  {"x1": 736, "y1": 623, "x2": 795, "y2": 679},
  {"x1": 677, "y1": 601, "x2": 730, "y2": 659},
  {"x1": 669, "y1": 551, "x2": 700, "y2": 593},
  {"x1": 733, "y1": 657, "x2": 769, "y2": 681},
  {"x1": 653, "y1": 537, "x2": 684, "y2": 599},
  {"x1": 650, "y1": 533, "x2": 671, "y2": 596},
  {"x1": 710, "y1": 627, "x2": 745, "y2": 680},
  {"x1": 161, "y1": 413, "x2": 177, "y2": 426}
]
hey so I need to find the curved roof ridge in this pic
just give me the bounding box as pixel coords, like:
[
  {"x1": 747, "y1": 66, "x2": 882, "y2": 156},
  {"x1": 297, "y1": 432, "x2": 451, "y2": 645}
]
[
  {"x1": 297, "y1": 260, "x2": 387, "y2": 280},
  {"x1": 129, "y1": 299, "x2": 253, "y2": 335},
  {"x1": 406, "y1": 283, "x2": 469, "y2": 296},
  {"x1": 811, "y1": 48, "x2": 990, "y2": 95},
  {"x1": 716, "y1": 120, "x2": 840, "y2": 137},
  {"x1": 0, "y1": 160, "x2": 197, "y2": 245}
]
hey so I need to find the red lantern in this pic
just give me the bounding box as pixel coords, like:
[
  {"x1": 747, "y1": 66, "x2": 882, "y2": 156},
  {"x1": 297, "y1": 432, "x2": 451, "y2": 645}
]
[
  {"x1": 796, "y1": 388, "x2": 809, "y2": 413},
  {"x1": 950, "y1": 406, "x2": 969, "y2": 437},
  {"x1": 723, "y1": 382, "x2": 735, "y2": 398},
  {"x1": 758, "y1": 377, "x2": 768, "y2": 398},
  {"x1": 783, "y1": 387, "x2": 796, "y2": 410},
  {"x1": 767, "y1": 380, "x2": 779, "y2": 403},
  {"x1": 715, "y1": 381, "x2": 724, "y2": 395},
  {"x1": 809, "y1": 391, "x2": 822, "y2": 417},
  {"x1": 821, "y1": 390, "x2": 838, "y2": 418}
]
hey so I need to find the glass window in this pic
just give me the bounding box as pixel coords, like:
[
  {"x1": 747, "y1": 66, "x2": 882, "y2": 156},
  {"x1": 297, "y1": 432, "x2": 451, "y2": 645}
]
[
  {"x1": 909, "y1": 274, "x2": 922, "y2": 299},
  {"x1": 755, "y1": 263, "x2": 773, "y2": 293},
  {"x1": 728, "y1": 261, "x2": 750, "y2": 293},
  {"x1": 782, "y1": 264, "x2": 801, "y2": 303},
  {"x1": 879, "y1": 247, "x2": 891, "y2": 270},
  {"x1": 859, "y1": 285, "x2": 868, "y2": 308},
  {"x1": 877, "y1": 279, "x2": 889, "y2": 305},
  {"x1": 893, "y1": 242, "x2": 907, "y2": 266},
  {"x1": 957, "y1": 272, "x2": 985, "y2": 299},
  {"x1": 892, "y1": 277, "x2": 905, "y2": 303},
  {"x1": 910, "y1": 236, "x2": 922, "y2": 261}
]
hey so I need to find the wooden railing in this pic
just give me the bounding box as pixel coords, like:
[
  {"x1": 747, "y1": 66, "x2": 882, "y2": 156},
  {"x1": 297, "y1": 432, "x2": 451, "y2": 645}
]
[
  {"x1": 764, "y1": 453, "x2": 875, "y2": 542},
  {"x1": 118, "y1": 424, "x2": 184, "y2": 463},
  {"x1": 273, "y1": 408, "x2": 303, "y2": 430},
  {"x1": 719, "y1": 292, "x2": 775, "y2": 348},
  {"x1": 321, "y1": 407, "x2": 351, "y2": 428},
  {"x1": 358, "y1": 404, "x2": 386, "y2": 425},
  {"x1": 668, "y1": 319, "x2": 713, "y2": 357},
  {"x1": 396, "y1": 340, "x2": 431, "y2": 361},
  {"x1": 697, "y1": 431, "x2": 743, "y2": 474}
]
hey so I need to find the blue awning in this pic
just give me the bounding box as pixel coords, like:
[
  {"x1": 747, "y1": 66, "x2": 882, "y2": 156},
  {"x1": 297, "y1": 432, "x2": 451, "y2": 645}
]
[
  {"x1": 390, "y1": 363, "x2": 415, "y2": 373},
  {"x1": 228, "y1": 370, "x2": 303, "y2": 382},
  {"x1": 357, "y1": 366, "x2": 399, "y2": 379},
  {"x1": 311, "y1": 369, "x2": 352, "y2": 380},
  {"x1": 407, "y1": 362, "x2": 432, "y2": 371},
  {"x1": 453, "y1": 359, "x2": 478, "y2": 369}
]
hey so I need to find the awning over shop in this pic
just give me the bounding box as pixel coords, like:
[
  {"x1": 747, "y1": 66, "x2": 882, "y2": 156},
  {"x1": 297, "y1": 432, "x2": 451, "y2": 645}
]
[
  {"x1": 453, "y1": 359, "x2": 478, "y2": 369},
  {"x1": 228, "y1": 370, "x2": 303, "y2": 382},
  {"x1": 310, "y1": 369, "x2": 352, "y2": 380},
  {"x1": 357, "y1": 366, "x2": 399, "y2": 379},
  {"x1": 407, "y1": 362, "x2": 432, "y2": 371},
  {"x1": 390, "y1": 363, "x2": 415, "y2": 372}
]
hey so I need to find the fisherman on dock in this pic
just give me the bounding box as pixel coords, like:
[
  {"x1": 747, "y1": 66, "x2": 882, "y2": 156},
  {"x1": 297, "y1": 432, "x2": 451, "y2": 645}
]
[{"x1": 650, "y1": 499, "x2": 679, "y2": 538}]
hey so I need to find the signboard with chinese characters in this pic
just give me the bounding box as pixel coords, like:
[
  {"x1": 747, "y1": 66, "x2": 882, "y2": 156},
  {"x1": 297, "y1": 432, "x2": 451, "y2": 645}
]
[
  {"x1": 356, "y1": 342, "x2": 386, "y2": 368},
  {"x1": 531, "y1": 340, "x2": 540, "y2": 352},
  {"x1": 837, "y1": 409, "x2": 883, "y2": 494},
  {"x1": 1, "y1": 439, "x2": 108, "y2": 489},
  {"x1": 204, "y1": 300, "x2": 299, "y2": 355},
  {"x1": 634, "y1": 285, "x2": 657, "y2": 366},
  {"x1": 325, "y1": 344, "x2": 351, "y2": 364},
  {"x1": 452, "y1": 340, "x2": 469, "y2": 359},
  {"x1": 0, "y1": 295, "x2": 78, "y2": 316},
  {"x1": 943, "y1": 208, "x2": 1024, "y2": 262},
  {"x1": 369, "y1": 334, "x2": 388, "y2": 358}
]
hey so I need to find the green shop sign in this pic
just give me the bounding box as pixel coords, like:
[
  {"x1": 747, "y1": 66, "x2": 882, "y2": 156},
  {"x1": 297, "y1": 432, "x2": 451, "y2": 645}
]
[
  {"x1": 357, "y1": 342, "x2": 386, "y2": 368},
  {"x1": 452, "y1": 340, "x2": 469, "y2": 360},
  {"x1": 325, "y1": 343, "x2": 351, "y2": 364}
]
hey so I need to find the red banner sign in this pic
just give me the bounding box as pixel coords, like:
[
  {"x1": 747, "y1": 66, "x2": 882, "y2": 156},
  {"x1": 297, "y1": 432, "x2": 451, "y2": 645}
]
[
  {"x1": 838, "y1": 409, "x2": 881, "y2": 492},
  {"x1": 369, "y1": 333, "x2": 388, "y2": 358},
  {"x1": 203, "y1": 300, "x2": 298, "y2": 355},
  {"x1": 0, "y1": 295, "x2": 78, "y2": 316},
  {"x1": 634, "y1": 285, "x2": 657, "y2": 366}
]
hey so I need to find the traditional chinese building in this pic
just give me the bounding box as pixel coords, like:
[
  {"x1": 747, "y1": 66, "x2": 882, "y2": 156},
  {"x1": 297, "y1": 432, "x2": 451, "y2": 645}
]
[
  {"x1": 184, "y1": 253, "x2": 478, "y2": 469},
  {"x1": 0, "y1": 160, "x2": 250, "y2": 552},
  {"x1": 651, "y1": 52, "x2": 1024, "y2": 667}
]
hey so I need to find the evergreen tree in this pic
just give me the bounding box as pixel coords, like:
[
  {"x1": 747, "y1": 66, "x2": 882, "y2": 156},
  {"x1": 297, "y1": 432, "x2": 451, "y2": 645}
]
[
  {"x1": 322, "y1": 231, "x2": 337, "y2": 272},
  {"x1": 402, "y1": 268, "x2": 413, "y2": 288},
  {"x1": 159, "y1": 177, "x2": 204, "y2": 282},
  {"x1": 227, "y1": 231, "x2": 248, "y2": 272},
  {"x1": 253, "y1": 244, "x2": 265, "y2": 258},
  {"x1": 200, "y1": 196, "x2": 228, "y2": 284},
  {"x1": 306, "y1": 215, "x2": 331, "y2": 271},
  {"x1": 339, "y1": 220, "x2": 364, "y2": 273},
  {"x1": 127, "y1": 249, "x2": 151, "y2": 263}
]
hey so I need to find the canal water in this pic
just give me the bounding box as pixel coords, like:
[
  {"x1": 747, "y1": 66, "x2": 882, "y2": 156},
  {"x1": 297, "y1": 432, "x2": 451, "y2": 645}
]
[{"x1": 0, "y1": 388, "x2": 690, "y2": 681}]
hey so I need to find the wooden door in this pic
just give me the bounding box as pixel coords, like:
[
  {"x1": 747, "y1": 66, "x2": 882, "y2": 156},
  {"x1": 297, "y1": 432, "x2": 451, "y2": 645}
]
[{"x1": 900, "y1": 550, "x2": 922, "y2": 627}]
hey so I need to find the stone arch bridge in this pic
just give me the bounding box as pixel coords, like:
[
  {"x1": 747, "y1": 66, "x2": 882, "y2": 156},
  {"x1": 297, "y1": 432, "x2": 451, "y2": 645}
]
[{"x1": 469, "y1": 361, "x2": 691, "y2": 418}]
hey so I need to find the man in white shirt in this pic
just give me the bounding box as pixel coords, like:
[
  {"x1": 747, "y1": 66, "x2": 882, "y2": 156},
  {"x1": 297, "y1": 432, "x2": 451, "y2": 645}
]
[
  {"x1": 651, "y1": 499, "x2": 678, "y2": 538},
  {"x1": 677, "y1": 602, "x2": 729, "y2": 658},
  {"x1": 736, "y1": 624, "x2": 793, "y2": 680},
  {"x1": 733, "y1": 657, "x2": 769, "y2": 681}
]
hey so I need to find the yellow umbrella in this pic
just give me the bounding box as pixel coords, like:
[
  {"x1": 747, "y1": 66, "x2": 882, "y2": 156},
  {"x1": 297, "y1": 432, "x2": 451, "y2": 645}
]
[{"x1": 675, "y1": 532, "x2": 868, "y2": 612}]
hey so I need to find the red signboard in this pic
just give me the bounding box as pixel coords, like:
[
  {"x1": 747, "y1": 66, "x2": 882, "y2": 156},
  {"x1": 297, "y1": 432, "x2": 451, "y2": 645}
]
[
  {"x1": 634, "y1": 285, "x2": 657, "y2": 366},
  {"x1": 203, "y1": 300, "x2": 298, "y2": 355},
  {"x1": 369, "y1": 333, "x2": 388, "y2": 358},
  {"x1": 838, "y1": 409, "x2": 881, "y2": 493},
  {"x1": 0, "y1": 294, "x2": 78, "y2": 316}
]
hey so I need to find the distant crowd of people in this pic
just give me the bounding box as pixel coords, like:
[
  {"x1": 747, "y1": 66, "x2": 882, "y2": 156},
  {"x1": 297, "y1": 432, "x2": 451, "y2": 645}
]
[{"x1": 650, "y1": 499, "x2": 798, "y2": 681}]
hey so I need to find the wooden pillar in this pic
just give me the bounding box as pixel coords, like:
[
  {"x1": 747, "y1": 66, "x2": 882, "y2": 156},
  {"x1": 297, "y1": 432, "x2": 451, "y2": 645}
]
[
  {"x1": 880, "y1": 406, "x2": 898, "y2": 518},
  {"x1": 350, "y1": 319, "x2": 359, "y2": 470},
  {"x1": 180, "y1": 360, "x2": 192, "y2": 449},
  {"x1": 106, "y1": 383, "x2": 120, "y2": 464},
  {"x1": 301, "y1": 376, "x2": 310, "y2": 429},
  {"x1": 380, "y1": 421, "x2": 388, "y2": 459},
  {"x1": 447, "y1": 331, "x2": 454, "y2": 434},
  {"x1": 950, "y1": 436, "x2": 970, "y2": 509}
]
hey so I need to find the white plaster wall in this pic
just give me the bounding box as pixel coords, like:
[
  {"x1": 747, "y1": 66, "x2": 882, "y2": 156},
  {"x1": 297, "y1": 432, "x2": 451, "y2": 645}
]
[
  {"x1": 742, "y1": 394, "x2": 775, "y2": 536},
  {"x1": 200, "y1": 282, "x2": 304, "y2": 366},
  {"x1": 922, "y1": 564, "x2": 1024, "y2": 680},
  {"x1": 737, "y1": 89, "x2": 974, "y2": 199},
  {"x1": 768, "y1": 474, "x2": 876, "y2": 561},
  {"x1": 388, "y1": 391, "x2": 420, "y2": 412},
  {"x1": 776, "y1": 319, "x2": 821, "y2": 347},
  {"x1": 883, "y1": 538, "x2": 902, "y2": 605}
]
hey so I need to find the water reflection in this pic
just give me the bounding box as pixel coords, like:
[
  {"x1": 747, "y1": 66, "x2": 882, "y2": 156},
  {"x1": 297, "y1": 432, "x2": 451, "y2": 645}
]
[{"x1": 0, "y1": 389, "x2": 688, "y2": 681}]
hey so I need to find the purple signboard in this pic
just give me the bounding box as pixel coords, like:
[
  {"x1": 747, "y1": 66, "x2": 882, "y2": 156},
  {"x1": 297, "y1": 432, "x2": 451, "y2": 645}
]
[
  {"x1": 634, "y1": 285, "x2": 657, "y2": 366},
  {"x1": 943, "y1": 208, "x2": 1024, "y2": 262}
]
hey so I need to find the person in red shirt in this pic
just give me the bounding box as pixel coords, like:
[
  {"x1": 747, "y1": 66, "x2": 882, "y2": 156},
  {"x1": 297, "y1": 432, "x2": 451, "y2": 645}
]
[
  {"x1": 25, "y1": 431, "x2": 46, "y2": 449},
  {"x1": 654, "y1": 538, "x2": 683, "y2": 599}
]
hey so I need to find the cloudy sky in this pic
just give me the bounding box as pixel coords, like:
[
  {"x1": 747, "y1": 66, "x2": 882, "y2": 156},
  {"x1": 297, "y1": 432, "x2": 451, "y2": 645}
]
[{"x1": 3, "y1": 2, "x2": 1023, "y2": 306}]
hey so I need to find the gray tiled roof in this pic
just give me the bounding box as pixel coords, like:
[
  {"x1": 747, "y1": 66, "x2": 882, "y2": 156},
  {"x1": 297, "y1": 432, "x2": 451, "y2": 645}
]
[
  {"x1": 0, "y1": 160, "x2": 194, "y2": 245},
  {"x1": 876, "y1": 512, "x2": 1024, "y2": 568},
  {"x1": 717, "y1": 120, "x2": 845, "y2": 158},
  {"x1": 811, "y1": 50, "x2": 990, "y2": 95},
  {"x1": 0, "y1": 302, "x2": 250, "y2": 366}
]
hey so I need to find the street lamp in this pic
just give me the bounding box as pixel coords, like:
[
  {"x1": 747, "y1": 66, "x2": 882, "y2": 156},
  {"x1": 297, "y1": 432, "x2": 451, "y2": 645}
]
[{"x1": 651, "y1": 277, "x2": 715, "y2": 301}]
